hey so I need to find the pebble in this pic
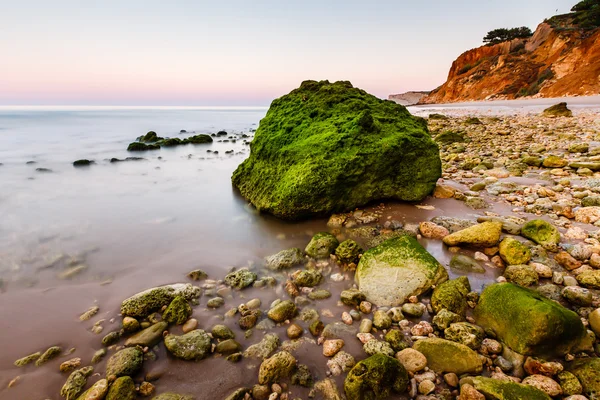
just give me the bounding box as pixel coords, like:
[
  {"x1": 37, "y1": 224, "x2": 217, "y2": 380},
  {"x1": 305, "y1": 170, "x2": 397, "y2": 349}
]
[
  {"x1": 341, "y1": 312, "x2": 353, "y2": 325},
  {"x1": 182, "y1": 318, "x2": 198, "y2": 333},
  {"x1": 522, "y1": 374, "x2": 563, "y2": 397},
  {"x1": 396, "y1": 348, "x2": 427, "y2": 373},
  {"x1": 322, "y1": 339, "x2": 344, "y2": 357}
]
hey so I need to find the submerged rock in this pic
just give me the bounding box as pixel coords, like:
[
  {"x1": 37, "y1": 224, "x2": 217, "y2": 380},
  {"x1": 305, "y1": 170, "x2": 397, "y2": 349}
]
[
  {"x1": 474, "y1": 283, "x2": 586, "y2": 356},
  {"x1": 231, "y1": 80, "x2": 441, "y2": 219},
  {"x1": 162, "y1": 296, "x2": 192, "y2": 325},
  {"x1": 344, "y1": 353, "x2": 409, "y2": 400},
  {"x1": 61, "y1": 366, "x2": 94, "y2": 399},
  {"x1": 243, "y1": 333, "x2": 279, "y2": 359},
  {"x1": 335, "y1": 239, "x2": 362, "y2": 264},
  {"x1": 472, "y1": 376, "x2": 552, "y2": 400},
  {"x1": 355, "y1": 236, "x2": 448, "y2": 307},
  {"x1": 120, "y1": 283, "x2": 201, "y2": 318},
  {"x1": 76, "y1": 378, "x2": 108, "y2": 400},
  {"x1": 152, "y1": 394, "x2": 194, "y2": 400},
  {"x1": 125, "y1": 321, "x2": 168, "y2": 348},
  {"x1": 224, "y1": 269, "x2": 257, "y2": 289},
  {"x1": 267, "y1": 300, "x2": 297, "y2": 322},
  {"x1": 264, "y1": 248, "x2": 304, "y2": 270},
  {"x1": 164, "y1": 330, "x2": 212, "y2": 361},
  {"x1": 413, "y1": 337, "x2": 482, "y2": 375},
  {"x1": 258, "y1": 351, "x2": 297, "y2": 384},
  {"x1": 431, "y1": 276, "x2": 471, "y2": 316},
  {"x1": 521, "y1": 219, "x2": 560, "y2": 250}
]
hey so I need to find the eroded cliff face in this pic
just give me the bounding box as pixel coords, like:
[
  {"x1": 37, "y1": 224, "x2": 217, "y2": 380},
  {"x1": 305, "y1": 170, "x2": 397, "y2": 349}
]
[{"x1": 420, "y1": 23, "x2": 600, "y2": 104}]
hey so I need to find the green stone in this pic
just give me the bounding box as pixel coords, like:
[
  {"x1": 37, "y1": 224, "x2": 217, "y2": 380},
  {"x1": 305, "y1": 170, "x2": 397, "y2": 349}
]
[
  {"x1": 163, "y1": 296, "x2": 192, "y2": 325},
  {"x1": 521, "y1": 219, "x2": 560, "y2": 249},
  {"x1": 568, "y1": 358, "x2": 600, "y2": 398},
  {"x1": 344, "y1": 353, "x2": 409, "y2": 400},
  {"x1": 431, "y1": 276, "x2": 471, "y2": 317},
  {"x1": 412, "y1": 337, "x2": 482, "y2": 375},
  {"x1": 472, "y1": 376, "x2": 551, "y2": 400},
  {"x1": 305, "y1": 232, "x2": 339, "y2": 259},
  {"x1": 499, "y1": 237, "x2": 531, "y2": 265},
  {"x1": 106, "y1": 376, "x2": 136, "y2": 400}
]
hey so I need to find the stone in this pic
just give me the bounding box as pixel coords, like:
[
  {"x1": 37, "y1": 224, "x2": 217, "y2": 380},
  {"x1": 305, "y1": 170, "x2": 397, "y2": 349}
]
[
  {"x1": 36, "y1": 346, "x2": 61, "y2": 366},
  {"x1": 61, "y1": 366, "x2": 93, "y2": 399},
  {"x1": 521, "y1": 220, "x2": 560, "y2": 250},
  {"x1": 431, "y1": 276, "x2": 471, "y2": 316},
  {"x1": 152, "y1": 394, "x2": 194, "y2": 400},
  {"x1": 187, "y1": 269, "x2": 208, "y2": 281},
  {"x1": 212, "y1": 324, "x2": 235, "y2": 340},
  {"x1": 120, "y1": 283, "x2": 201, "y2": 318},
  {"x1": 327, "y1": 351, "x2": 356, "y2": 376},
  {"x1": 556, "y1": 251, "x2": 583, "y2": 271},
  {"x1": 162, "y1": 296, "x2": 192, "y2": 325},
  {"x1": 60, "y1": 358, "x2": 81, "y2": 373},
  {"x1": 340, "y1": 289, "x2": 366, "y2": 306},
  {"x1": 459, "y1": 384, "x2": 485, "y2": 400},
  {"x1": 363, "y1": 339, "x2": 395, "y2": 357},
  {"x1": 412, "y1": 337, "x2": 482, "y2": 375},
  {"x1": 164, "y1": 330, "x2": 212, "y2": 361},
  {"x1": 589, "y1": 308, "x2": 600, "y2": 336},
  {"x1": 419, "y1": 222, "x2": 450, "y2": 239},
  {"x1": 292, "y1": 269, "x2": 322, "y2": 287},
  {"x1": 79, "y1": 306, "x2": 99, "y2": 321},
  {"x1": 355, "y1": 236, "x2": 448, "y2": 307},
  {"x1": 182, "y1": 318, "x2": 198, "y2": 333},
  {"x1": 287, "y1": 323, "x2": 303, "y2": 339},
  {"x1": 472, "y1": 376, "x2": 552, "y2": 400},
  {"x1": 267, "y1": 300, "x2": 297, "y2": 322},
  {"x1": 215, "y1": 339, "x2": 242, "y2": 355},
  {"x1": 401, "y1": 302, "x2": 426, "y2": 318},
  {"x1": 499, "y1": 237, "x2": 531, "y2": 265},
  {"x1": 14, "y1": 352, "x2": 41, "y2": 367},
  {"x1": 265, "y1": 248, "x2": 304, "y2": 270},
  {"x1": 558, "y1": 371, "x2": 583, "y2": 396},
  {"x1": 76, "y1": 378, "x2": 108, "y2": 400},
  {"x1": 125, "y1": 321, "x2": 168, "y2": 348},
  {"x1": 433, "y1": 309, "x2": 462, "y2": 330},
  {"x1": 444, "y1": 322, "x2": 485, "y2": 349},
  {"x1": 396, "y1": 348, "x2": 427, "y2": 373},
  {"x1": 122, "y1": 317, "x2": 139, "y2": 333},
  {"x1": 106, "y1": 376, "x2": 136, "y2": 400},
  {"x1": 543, "y1": 155, "x2": 568, "y2": 168},
  {"x1": 224, "y1": 269, "x2": 257, "y2": 289},
  {"x1": 373, "y1": 310, "x2": 392, "y2": 330},
  {"x1": 576, "y1": 270, "x2": 600, "y2": 289},
  {"x1": 291, "y1": 364, "x2": 313, "y2": 387},
  {"x1": 313, "y1": 378, "x2": 343, "y2": 400},
  {"x1": 106, "y1": 347, "x2": 143, "y2": 378},
  {"x1": 474, "y1": 283, "x2": 586, "y2": 356},
  {"x1": 305, "y1": 232, "x2": 339, "y2": 259},
  {"x1": 258, "y1": 351, "x2": 297, "y2": 384},
  {"x1": 562, "y1": 286, "x2": 593, "y2": 306},
  {"x1": 323, "y1": 339, "x2": 345, "y2": 357},
  {"x1": 231, "y1": 80, "x2": 441, "y2": 219},
  {"x1": 575, "y1": 207, "x2": 600, "y2": 224},
  {"x1": 243, "y1": 333, "x2": 280, "y2": 359},
  {"x1": 542, "y1": 102, "x2": 572, "y2": 117},
  {"x1": 450, "y1": 254, "x2": 485, "y2": 273},
  {"x1": 442, "y1": 221, "x2": 502, "y2": 247},
  {"x1": 522, "y1": 375, "x2": 563, "y2": 397},
  {"x1": 344, "y1": 353, "x2": 409, "y2": 400},
  {"x1": 568, "y1": 358, "x2": 600, "y2": 399},
  {"x1": 504, "y1": 264, "x2": 539, "y2": 287}
]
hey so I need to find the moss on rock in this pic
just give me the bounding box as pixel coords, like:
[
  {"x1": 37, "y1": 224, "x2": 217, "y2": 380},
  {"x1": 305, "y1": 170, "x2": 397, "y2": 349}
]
[
  {"x1": 542, "y1": 102, "x2": 573, "y2": 117},
  {"x1": 120, "y1": 283, "x2": 201, "y2": 318},
  {"x1": 231, "y1": 80, "x2": 441, "y2": 220},
  {"x1": 412, "y1": 337, "x2": 482, "y2": 375},
  {"x1": 567, "y1": 358, "x2": 600, "y2": 398},
  {"x1": 431, "y1": 276, "x2": 471, "y2": 316},
  {"x1": 472, "y1": 376, "x2": 552, "y2": 400},
  {"x1": 474, "y1": 283, "x2": 586, "y2": 357},
  {"x1": 162, "y1": 296, "x2": 192, "y2": 325},
  {"x1": 106, "y1": 376, "x2": 136, "y2": 400},
  {"x1": 305, "y1": 232, "x2": 339, "y2": 259},
  {"x1": 335, "y1": 239, "x2": 362, "y2": 264},
  {"x1": 442, "y1": 221, "x2": 503, "y2": 247},
  {"x1": 164, "y1": 330, "x2": 212, "y2": 361},
  {"x1": 344, "y1": 353, "x2": 409, "y2": 400},
  {"x1": 264, "y1": 248, "x2": 305, "y2": 270},
  {"x1": 499, "y1": 237, "x2": 531, "y2": 265},
  {"x1": 106, "y1": 347, "x2": 143, "y2": 378},
  {"x1": 521, "y1": 219, "x2": 560, "y2": 249}
]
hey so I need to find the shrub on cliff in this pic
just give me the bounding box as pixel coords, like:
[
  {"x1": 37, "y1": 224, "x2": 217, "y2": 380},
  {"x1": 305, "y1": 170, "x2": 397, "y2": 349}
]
[
  {"x1": 483, "y1": 27, "x2": 533, "y2": 45},
  {"x1": 231, "y1": 80, "x2": 442, "y2": 220}
]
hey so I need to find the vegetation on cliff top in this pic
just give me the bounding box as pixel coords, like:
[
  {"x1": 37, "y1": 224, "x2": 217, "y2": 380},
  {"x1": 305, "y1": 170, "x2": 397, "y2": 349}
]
[{"x1": 483, "y1": 27, "x2": 533, "y2": 45}]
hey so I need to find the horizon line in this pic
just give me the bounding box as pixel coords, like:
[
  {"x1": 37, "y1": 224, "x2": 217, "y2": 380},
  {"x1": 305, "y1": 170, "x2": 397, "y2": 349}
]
[{"x1": 0, "y1": 105, "x2": 271, "y2": 111}]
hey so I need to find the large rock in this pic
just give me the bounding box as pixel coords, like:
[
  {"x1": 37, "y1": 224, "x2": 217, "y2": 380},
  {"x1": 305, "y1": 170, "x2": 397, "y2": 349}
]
[
  {"x1": 120, "y1": 284, "x2": 201, "y2": 318},
  {"x1": 521, "y1": 220, "x2": 560, "y2": 249},
  {"x1": 542, "y1": 102, "x2": 572, "y2": 117},
  {"x1": 344, "y1": 353, "x2": 409, "y2": 400},
  {"x1": 472, "y1": 377, "x2": 552, "y2": 400},
  {"x1": 474, "y1": 283, "x2": 586, "y2": 356},
  {"x1": 355, "y1": 236, "x2": 448, "y2": 307},
  {"x1": 61, "y1": 366, "x2": 94, "y2": 399},
  {"x1": 431, "y1": 276, "x2": 471, "y2": 317},
  {"x1": 76, "y1": 379, "x2": 108, "y2": 400},
  {"x1": 442, "y1": 221, "x2": 502, "y2": 247},
  {"x1": 576, "y1": 270, "x2": 600, "y2": 289},
  {"x1": 106, "y1": 376, "x2": 136, "y2": 400},
  {"x1": 258, "y1": 351, "x2": 297, "y2": 384},
  {"x1": 264, "y1": 248, "x2": 304, "y2": 270},
  {"x1": 231, "y1": 80, "x2": 441, "y2": 219},
  {"x1": 412, "y1": 338, "x2": 482, "y2": 375},
  {"x1": 164, "y1": 330, "x2": 212, "y2": 361},
  {"x1": 568, "y1": 358, "x2": 600, "y2": 399},
  {"x1": 106, "y1": 347, "x2": 143, "y2": 378}
]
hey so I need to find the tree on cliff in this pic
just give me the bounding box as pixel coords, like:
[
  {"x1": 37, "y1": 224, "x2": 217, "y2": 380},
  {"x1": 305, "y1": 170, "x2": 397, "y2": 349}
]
[
  {"x1": 570, "y1": 0, "x2": 600, "y2": 29},
  {"x1": 483, "y1": 27, "x2": 533, "y2": 45}
]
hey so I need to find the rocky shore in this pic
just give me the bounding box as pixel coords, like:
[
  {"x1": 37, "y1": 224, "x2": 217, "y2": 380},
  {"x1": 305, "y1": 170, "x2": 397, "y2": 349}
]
[{"x1": 6, "y1": 102, "x2": 600, "y2": 400}]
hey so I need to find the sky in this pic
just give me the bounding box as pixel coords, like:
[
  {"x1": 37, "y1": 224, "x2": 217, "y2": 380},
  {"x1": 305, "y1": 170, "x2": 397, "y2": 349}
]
[{"x1": 0, "y1": 0, "x2": 577, "y2": 106}]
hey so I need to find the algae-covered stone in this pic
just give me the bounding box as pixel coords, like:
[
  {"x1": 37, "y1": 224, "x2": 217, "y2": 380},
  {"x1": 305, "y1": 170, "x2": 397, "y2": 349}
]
[
  {"x1": 340, "y1": 289, "x2": 366, "y2": 306},
  {"x1": 557, "y1": 371, "x2": 583, "y2": 396},
  {"x1": 258, "y1": 351, "x2": 297, "y2": 384},
  {"x1": 435, "y1": 130, "x2": 465, "y2": 144},
  {"x1": 265, "y1": 248, "x2": 304, "y2": 270},
  {"x1": 384, "y1": 330, "x2": 409, "y2": 352},
  {"x1": 568, "y1": 358, "x2": 600, "y2": 399},
  {"x1": 504, "y1": 264, "x2": 539, "y2": 287},
  {"x1": 292, "y1": 269, "x2": 322, "y2": 287},
  {"x1": 521, "y1": 220, "x2": 560, "y2": 250},
  {"x1": 431, "y1": 276, "x2": 471, "y2": 316},
  {"x1": 576, "y1": 270, "x2": 600, "y2": 289},
  {"x1": 61, "y1": 366, "x2": 94, "y2": 399},
  {"x1": 162, "y1": 296, "x2": 192, "y2": 325},
  {"x1": 243, "y1": 333, "x2": 280, "y2": 359},
  {"x1": 14, "y1": 352, "x2": 41, "y2": 367},
  {"x1": 267, "y1": 300, "x2": 297, "y2": 322},
  {"x1": 76, "y1": 378, "x2": 108, "y2": 400},
  {"x1": 442, "y1": 221, "x2": 502, "y2": 247},
  {"x1": 212, "y1": 324, "x2": 235, "y2": 340},
  {"x1": 412, "y1": 337, "x2": 482, "y2": 375},
  {"x1": 432, "y1": 309, "x2": 463, "y2": 330},
  {"x1": 36, "y1": 346, "x2": 61, "y2": 366},
  {"x1": 231, "y1": 80, "x2": 441, "y2": 220},
  {"x1": 344, "y1": 353, "x2": 409, "y2": 400},
  {"x1": 355, "y1": 236, "x2": 448, "y2": 307},
  {"x1": 335, "y1": 239, "x2": 362, "y2": 264},
  {"x1": 542, "y1": 155, "x2": 568, "y2": 168},
  {"x1": 120, "y1": 283, "x2": 201, "y2": 318},
  {"x1": 499, "y1": 237, "x2": 531, "y2": 265},
  {"x1": 164, "y1": 330, "x2": 211, "y2": 361},
  {"x1": 125, "y1": 321, "x2": 168, "y2": 348},
  {"x1": 472, "y1": 376, "x2": 552, "y2": 400},
  {"x1": 106, "y1": 376, "x2": 136, "y2": 400},
  {"x1": 444, "y1": 322, "x2": 485, "y2": 349},
  {"x1": 542, "y1": 102, "x2": 573, "y2": 118},
  {"x1": 305, "y1": 232, "x2": 339, "y2": 259},
  {"x1": 474, "y1": 283, "x2": 586, "y2": 356},
  {"x1": 224, "y1": 269, "x2": 257, "y2": 289},
  {"x1": 106, "y1": 347, "x2": 143, "y2": 378},
  {"x1": 152, "y1": 394, "x2": 194, "y2": 400}
]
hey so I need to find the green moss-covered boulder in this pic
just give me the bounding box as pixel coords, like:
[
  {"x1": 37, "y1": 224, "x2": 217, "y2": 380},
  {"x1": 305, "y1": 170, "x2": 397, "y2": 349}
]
[
  {"x1": 264, "y1": 248, "x2": 304, "y2": 270},
  {"x1": 127, "y1": 142, "x2": 160, "y2": 151},
  {"x1": 521, "y1": 220, "x2": 560, "y2": 249},
  {"x1": 412, "y1": 338, "x2": 482, "y2": 375},
  {"x1": 442, "y1": 221, "x2": 503, "y2": 247},
  {"x1": 472, "y1": 376, "x2": 552, "y2": 400},
  {"x1": 444, "y1": 322, "x2": 485, "y2": 349},
  {"x1": 106, "y1": 347, "x2": 143, "y2": 378},
  {"x1": 185, "y1": 134, "x2": 213, "y2": 144},
  {"x1": 474, "y1": 283, "x2": 586, "y2": 356},
  {"x1": 106, "y1": 376, "x2": 136, "y2": 400},
  {"x1": 305, "y1": 232, "x2": 339, "y2": 259},
  {"x1": 568, "y1": 358, "x2": 600, "y2": 399},
  {"x1": 344, "y1": 353, "x2": 409, "y2": 400},
  {"x1": 542, "y1": 102, "x2": 572, "y2": 118},
  {"x1": 504, "y1": 264, "x2": 539, "y2": 287},
  {"x1": 258, "y1": 351, "x2": 297, "y2": 384},
  {"x1": 355, "y1": 236, "x2": 448, "y2": 307},
  {"x1": 224, "y1": 269, "x2": 257, "y2": 289},
  {"x1": 231, "y1": 80, "x2": 441, "y2": 219},
  {"x1": 267, "y1": 300, "x2": 297, "y2": 322},
  {"x1": 139, "y1": 131, "x2": 163, "y2": 142},
  {"x1": 335, "y1": 239, "x2": 362, "y2": 264},
  {"x1": 431, "y1": 276, "x2": 471, "y2": 316},
  {"x1": 120, "y1": 283, "x2": 201, "y2": 318},
  {"x1": 61, "y1": 366, "x2": 94, "y2": 399},
  {"x1": 164, "y1": 330, "x2": 212, "y2": 361},
  {"x1": 163, "y1": 296, "x2": 192, "y2": 325},
  {"x1": 576, "y1": 270, "x2": 600, "y2": 289},
  {"x1": 499, "y1": 237, "x2": 531, "y2": 265}
]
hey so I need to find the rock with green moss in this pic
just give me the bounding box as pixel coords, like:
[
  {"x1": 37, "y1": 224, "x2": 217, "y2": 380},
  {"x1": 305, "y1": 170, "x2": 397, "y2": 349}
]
[
  {"x1": 231, "y1": 80, "x2": 441, "y2": 219},
  {"x1": 106, "y1": 376, "x2": 136, "y2": 400},
  {"x1": 335, "y1": 239, "x2": 362, "y2": 264},
  {"x1": 163, "y1": 296, "x2": 192, "y2": 325},
  {"x1": 471, "y1": 376, "x2": 552, "y2": 400},
  {"x1": 264, "y1": 248, "x2": 304, "y2": 270},
  {"x1": 35, "y1": 346, "x2": 61, "y2": 366},
  {"x1": 224, "y1": 388, "x2": 250, "y2": 400},
  {"x1": 444, "y1": 322, "x2": 485, "y2": 349},
  {"x1": 499, "y1": 237, "x2": 531, "y2": 265},
  {"x1": 431, "y1": 276, "x2": 471, "y2": 317},
  {"x1": 521, "y1": 220, "x2": 560, "y2": 249},
  {"x1": 267, "y1": 300, "x2": 297, "y2": 322},
  {"x1": 127, "y1": 142, "x2": 160, "y2": 151},
  {"x1": 258, "y1": 351, "x2": 297, "y2": 384},
  {"x1": 432, "y1": 309, "x2": 463, "y2": 330},
  {"x1": 474, "y1": 283, "x2": 586, "y2": 356},
  {"x1": 542, "y1": 155, "x2": 568, "y2": 168},
  {"x1": 76, "y1": 378, "x2": 108, "y2": 400},
  {"x1": 412, "y1": 337, "x2": 482, "y2": 375},
  {"x1": 568, "y1": 358, "x2": 600, "y2": 398},
  {"x1": 212, "y1": 324, "x2": 235, "y2": 340},
  {"x1": 542, "y1": 102, "x2": 572, "y2": 117},
  {"x1": 384, "y1": 330, "x2": 409, "y2": 352},
  {"x1": 557, "y1": 371, "x2": 583, "y2": 396},
  {"x1": 243, "y1": 333, "x2": 279, "y2": 359},
  {"x1": 435, "y1": 130, "x2": 466, "y2": 144},
  {"x1": 120, "y1": 283, "x2": 201, "y2": 318},
  {"x1": 139, "y1": 131, "x2": 163, "y2": 142},
  {"x1": 61, "y1": 366, "x2": 94, "y2": 399},
  {"x1": 504, "y1": 264, "x2": 539, "y2": 287},
  {"x1": 224, "y1": 269, "x2": 257, "y2": 289},
  {"x1": 344, "y1": 353, "x2": 409, "y2": 400},
  {"x1": 305, "y1": 232, "x2": 339, "y2": 259},
  {"x1": 292, "y1": 269, "x2": 322, "y2": 287},
  {"x1": 152, "y1": 394, "x2": 194, "y2": 400},
  {"x1": 125, "y1": 321, "x2": 168, "y2": 347},
  {"x1": 14, "y1": 352, "x2": 41, "y2": 367},
  {"x1": 106, "y1": 347, "x2": 143, "y2": 378},
  {"x1": 340, "y1": 289, "x2": 366, "y2": 306},
  {"x1": 576, "y1": 270, "x2": 600, "y2": 289},
  {"x1": 164, "y1": 330, "x2": 211, "y2": 361},
  {"x1": 442, "y1": 221, "x2": 502, "y2": 247},
  {"x1": 355, "y1": 236, "x2": 448, "y2": 307},
  {"x1": 185, "y1": 134, "x2": 213, "y2": 144}
]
